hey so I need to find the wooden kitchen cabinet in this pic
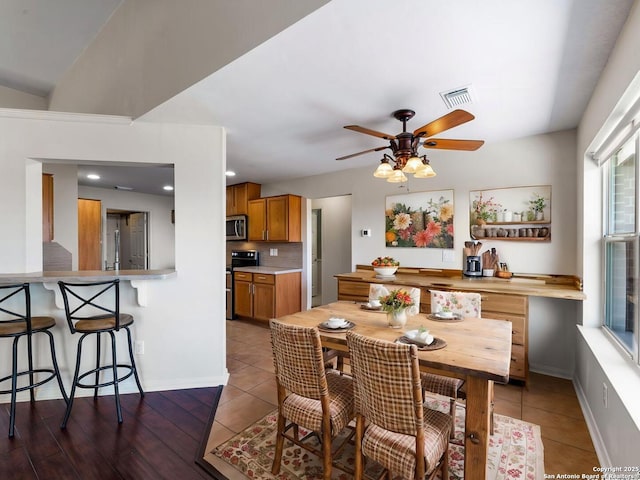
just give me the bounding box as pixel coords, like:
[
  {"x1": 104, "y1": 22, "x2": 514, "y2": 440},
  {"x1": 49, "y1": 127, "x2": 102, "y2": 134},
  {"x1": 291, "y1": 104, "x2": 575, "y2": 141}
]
[
  {"x1": 234, "y1": 271, "x2": 301, "y2": 321},
  {"x1": 226, "y1": 182, "x2": 261, "y2": 216},
  {"x1": 247, "y1": 194, "x2": 301, "y2": 242}
]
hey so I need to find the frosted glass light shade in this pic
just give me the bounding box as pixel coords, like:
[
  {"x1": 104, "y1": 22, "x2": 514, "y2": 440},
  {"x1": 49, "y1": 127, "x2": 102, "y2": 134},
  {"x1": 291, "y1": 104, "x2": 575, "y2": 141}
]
[
  {"x1": 373, "y1": 160, "x2": 393, "y2": 178},
  {"x1": 402, "y1": 155, "x2": 422, "y2": 174},
  {"x1": 387, "y1": 168, "x2": 407, "y2": 183},
  {"x1": 414, "y1": 162, "x2": 436, "y2": 178}
]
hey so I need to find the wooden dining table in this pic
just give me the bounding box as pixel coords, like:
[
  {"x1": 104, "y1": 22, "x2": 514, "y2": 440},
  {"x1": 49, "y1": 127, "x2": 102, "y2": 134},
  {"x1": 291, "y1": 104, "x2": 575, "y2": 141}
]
[{"x1": 275, "y1": 301, "x2": 512, "y2": 480}]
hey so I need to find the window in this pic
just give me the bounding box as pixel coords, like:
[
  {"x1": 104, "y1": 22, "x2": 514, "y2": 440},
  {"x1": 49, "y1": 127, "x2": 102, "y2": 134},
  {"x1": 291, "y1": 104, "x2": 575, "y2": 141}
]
[{"x1": 602, "y1": 133, "x2": 639, "y2": 361}]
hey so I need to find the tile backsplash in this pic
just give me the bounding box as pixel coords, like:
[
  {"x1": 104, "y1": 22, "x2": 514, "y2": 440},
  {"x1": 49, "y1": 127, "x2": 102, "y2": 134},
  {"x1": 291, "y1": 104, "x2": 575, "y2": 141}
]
[{"x1": 226, "y1": 242, "x2": 302, "y2": 268}]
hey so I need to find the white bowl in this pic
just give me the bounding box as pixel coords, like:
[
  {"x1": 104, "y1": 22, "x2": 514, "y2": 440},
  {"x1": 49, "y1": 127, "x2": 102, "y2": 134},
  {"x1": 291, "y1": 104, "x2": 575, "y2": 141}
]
[
  {"x1": 369, "y1": 299, "x2": 381, "y2": 308},
  {"x1": 437, "y1": 310, "x2": 454, "y2": 318},
  {"x1": 327, "y1": 317, "x2": 347, "y2": 328},
  {"x1": 373, "y1": 266, "x2": 398, "y2": 277}
]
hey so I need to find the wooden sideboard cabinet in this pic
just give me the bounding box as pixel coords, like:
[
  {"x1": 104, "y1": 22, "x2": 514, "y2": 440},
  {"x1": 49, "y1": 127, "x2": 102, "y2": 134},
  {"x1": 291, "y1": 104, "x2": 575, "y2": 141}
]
[
  {"x1": 234, "y1": 271, "x2": 301, "y2": 321},
  {"x1": 226, "y1": 182, "x2": 261, "y2": 216},
  {"x1": 337, "y1": 278, "x2": 529, "y2": 383},
  {"x1": 247, "y1": 194, "x2": 301, "y2": 242}
]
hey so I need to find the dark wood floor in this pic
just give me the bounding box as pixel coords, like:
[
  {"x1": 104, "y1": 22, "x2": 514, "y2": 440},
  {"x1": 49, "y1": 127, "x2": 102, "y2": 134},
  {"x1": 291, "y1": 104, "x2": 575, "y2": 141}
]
[{"x1": 0, "y1": 387, "x2": 222, "y2": 480}]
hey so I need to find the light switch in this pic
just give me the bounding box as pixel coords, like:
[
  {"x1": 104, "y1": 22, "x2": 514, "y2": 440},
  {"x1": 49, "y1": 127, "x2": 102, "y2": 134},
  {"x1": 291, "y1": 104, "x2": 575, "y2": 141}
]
[{"x1": 442, "y1": 250, "x2": 455, "y2": 262}]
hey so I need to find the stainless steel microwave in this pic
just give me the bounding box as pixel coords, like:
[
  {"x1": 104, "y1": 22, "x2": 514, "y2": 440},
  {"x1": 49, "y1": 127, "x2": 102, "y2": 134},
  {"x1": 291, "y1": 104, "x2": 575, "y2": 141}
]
[{"x1": 226, "y1": 215, "x2": 247, "y2": 241}]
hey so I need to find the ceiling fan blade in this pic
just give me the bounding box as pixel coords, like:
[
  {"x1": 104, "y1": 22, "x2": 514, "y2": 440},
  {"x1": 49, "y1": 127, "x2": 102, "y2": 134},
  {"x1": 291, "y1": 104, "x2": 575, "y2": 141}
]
[
  {"x1": 421, "y1": 139, "x2": 485, "y2": 151},
  {"x1": 413, "y1": 109, "x2": 475, "y2": 137},
  {"x1": 336, "y1": 146, "x2": 388, "y2": 161},
  {"x1": 344, "y1": 125, "x2": 396, "y2": 140}
]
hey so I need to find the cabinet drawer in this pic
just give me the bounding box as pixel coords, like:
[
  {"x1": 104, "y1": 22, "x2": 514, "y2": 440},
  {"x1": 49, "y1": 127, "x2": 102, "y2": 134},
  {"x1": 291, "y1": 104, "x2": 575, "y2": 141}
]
[
  {"x1": 483, "y1": 311, "x2": 526, "y2": 345},
  {"x1": 338, "y1": 280, "x2": 370, "y2": 301},
  {"x1": 509, "y1": 344, "x2": 526, "y2": 380},
  {"x1": 234, "y1": 271, "x2": 252, "y2": 282},
  {"x1": 480, "y1": 293, "x2": 527, "y2": 315},
  {"x1": 253, "y1": 273, "x2": 275, "y2": 285}
]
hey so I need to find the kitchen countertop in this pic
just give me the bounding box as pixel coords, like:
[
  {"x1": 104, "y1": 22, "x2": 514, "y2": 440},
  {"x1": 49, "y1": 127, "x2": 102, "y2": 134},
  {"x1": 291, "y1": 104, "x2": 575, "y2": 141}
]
[
  {"x1": 336, "y1": 270, "x2": 586, "y2": 301},
  {"x1": 233, "y1": 266, "x2": 302, "y2": 275},
  {"x1": 0, "y1": 269, "x2": 176, "y2": 284}
]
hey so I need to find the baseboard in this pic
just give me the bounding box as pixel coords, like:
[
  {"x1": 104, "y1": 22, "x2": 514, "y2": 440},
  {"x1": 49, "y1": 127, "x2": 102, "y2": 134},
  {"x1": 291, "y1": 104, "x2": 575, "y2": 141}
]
[
  {"x1": 572, "y1": 375, "x2": 611, "y2": 467},
  {"x1": 0, "y1": 372, "x2": 230, "y2": 405},
  {"x1": 529, "y1": 364, "x2": 573, "y2": 379}
]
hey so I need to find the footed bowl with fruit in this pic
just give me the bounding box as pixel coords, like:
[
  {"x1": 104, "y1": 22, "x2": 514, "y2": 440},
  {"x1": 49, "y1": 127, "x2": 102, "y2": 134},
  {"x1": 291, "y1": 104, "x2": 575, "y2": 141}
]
[{"x1": 371, "y1": 256, "x2": 399, "y2": 277}]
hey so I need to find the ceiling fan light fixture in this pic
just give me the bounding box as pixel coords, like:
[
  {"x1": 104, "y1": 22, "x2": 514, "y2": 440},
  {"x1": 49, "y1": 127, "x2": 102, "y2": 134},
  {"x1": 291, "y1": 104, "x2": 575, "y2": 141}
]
[
  {"x1": 414, "y1": 158, "x2": 436, "y2": 178},
  {"x1": 373, "y1": 157, "x2": 394, "y2": 178},
  {"x1": 402, "y1": 154, "x2": 422, "y2": 174},
  {"x1": 387, "y1": 167, "x2": 407, "y2": 183}
]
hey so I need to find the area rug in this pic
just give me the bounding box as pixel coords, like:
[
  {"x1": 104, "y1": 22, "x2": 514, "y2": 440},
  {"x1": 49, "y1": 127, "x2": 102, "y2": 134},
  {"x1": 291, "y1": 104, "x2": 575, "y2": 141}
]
[{"x1": 208, "y1": 397, "x2": 544, "y2": 479}]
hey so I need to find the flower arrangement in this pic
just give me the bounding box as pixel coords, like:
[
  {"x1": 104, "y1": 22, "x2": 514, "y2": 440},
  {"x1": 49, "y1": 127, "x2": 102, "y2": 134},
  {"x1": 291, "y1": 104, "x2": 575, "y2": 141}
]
[
  {"x1": 379, "y1": 289, "x2": 414, "y2": 313},
  {"x1": 471, "y1": 192, "x2": 502, "y2": 223},
  {"x1": 371, "y1": 256, "x2": 399, "y2": 267},
  {"x1": 385, "y1": 194, "x2": 454, "y2": 248}
]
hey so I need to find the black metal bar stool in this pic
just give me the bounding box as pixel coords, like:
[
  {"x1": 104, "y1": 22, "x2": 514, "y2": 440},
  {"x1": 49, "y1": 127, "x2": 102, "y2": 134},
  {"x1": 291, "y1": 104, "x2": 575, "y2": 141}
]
[
  {"x1": 0, "y1": 283, "x2": 68, "y2": 437},
  {"x1": 57, "y1": 279, "x2": 144, "y2": 428}
]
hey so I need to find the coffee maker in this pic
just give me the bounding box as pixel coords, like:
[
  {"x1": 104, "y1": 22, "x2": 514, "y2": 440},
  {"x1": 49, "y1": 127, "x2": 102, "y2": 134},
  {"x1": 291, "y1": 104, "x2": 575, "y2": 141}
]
[
  {"x1": 464, "y1": 255, "x2": 482, "y2": 277},
  {"x1": 463, "y1": 241, "x2": 483, "y2": 277}
]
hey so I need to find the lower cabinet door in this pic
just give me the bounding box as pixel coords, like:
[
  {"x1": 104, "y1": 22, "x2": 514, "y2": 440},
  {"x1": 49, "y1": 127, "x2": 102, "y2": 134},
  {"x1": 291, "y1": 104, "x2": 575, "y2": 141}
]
[
  {"x1": 234, "y1": 280, "x2": 253, "y2": 318},
  {"x1": 253, "y1": 283, "x2": 275, "y2": 320}
]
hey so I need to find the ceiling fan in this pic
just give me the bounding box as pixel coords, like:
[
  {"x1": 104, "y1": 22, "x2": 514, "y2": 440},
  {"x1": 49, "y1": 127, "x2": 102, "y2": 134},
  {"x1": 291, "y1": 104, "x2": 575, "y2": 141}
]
[{"x1": 337, "y1": 109, "x2": 484, "y2": 182}]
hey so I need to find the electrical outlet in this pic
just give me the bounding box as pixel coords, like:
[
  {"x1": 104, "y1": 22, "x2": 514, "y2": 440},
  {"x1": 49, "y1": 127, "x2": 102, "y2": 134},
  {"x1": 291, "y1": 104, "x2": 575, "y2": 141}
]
[
  {"x1": 135, "y1": 340, "x2": 144, "y2": 355},
  {"x1": 270, "y1": 248, "x2": 278, "y2": 256},
  {"x1": 602, "y1": 382, "x2": 608, "y2": 408}
]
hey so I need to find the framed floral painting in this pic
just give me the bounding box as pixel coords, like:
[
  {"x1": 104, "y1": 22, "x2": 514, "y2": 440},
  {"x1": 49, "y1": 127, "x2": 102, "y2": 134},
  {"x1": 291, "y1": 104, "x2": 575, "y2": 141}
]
[{"x1": 385, "y1": 190, "x2": 454, "y2": 248}]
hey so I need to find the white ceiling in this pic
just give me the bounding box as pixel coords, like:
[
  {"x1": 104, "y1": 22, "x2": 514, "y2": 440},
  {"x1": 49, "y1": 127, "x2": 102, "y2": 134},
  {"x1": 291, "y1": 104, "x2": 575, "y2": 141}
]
[{"x1": 0, "y1": 0, "x2": 635, "y2": 192}]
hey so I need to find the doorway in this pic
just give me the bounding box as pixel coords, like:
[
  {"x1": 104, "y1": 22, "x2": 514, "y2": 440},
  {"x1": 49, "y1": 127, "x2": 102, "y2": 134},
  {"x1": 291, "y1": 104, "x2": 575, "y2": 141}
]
[
  {"x1": 309, "y1": 195, "x2": 352, "y2": 306},
  {"x1": 106, "y1": 210, "x2": 149, "y2": 270},
  {"x1": 311, "y1": 209, "x2": 322, "y2": 307}
]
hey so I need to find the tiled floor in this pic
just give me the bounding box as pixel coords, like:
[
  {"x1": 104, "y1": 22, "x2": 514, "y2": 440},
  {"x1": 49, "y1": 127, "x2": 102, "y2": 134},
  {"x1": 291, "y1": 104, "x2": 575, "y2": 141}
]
[{"x1": 204, "y1": 319, "x2": 600, "y2": 478}]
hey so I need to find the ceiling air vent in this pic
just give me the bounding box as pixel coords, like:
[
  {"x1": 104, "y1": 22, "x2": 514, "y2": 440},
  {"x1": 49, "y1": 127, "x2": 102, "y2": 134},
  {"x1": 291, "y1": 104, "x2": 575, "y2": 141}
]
[{"x1": 440, "y1": 85, "x2": 475, "y2": 109}]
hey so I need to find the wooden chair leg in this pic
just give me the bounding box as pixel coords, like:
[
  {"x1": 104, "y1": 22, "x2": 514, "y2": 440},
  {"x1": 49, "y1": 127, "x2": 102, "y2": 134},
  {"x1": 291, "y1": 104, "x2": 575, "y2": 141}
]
[
  {"x1": 271, "y1": 411, "x2": 286, "y2": 475},
  {"x1": 448, "y1": 397, "x2": 456, "y2": 439},
  {"x1": 441, "y1": 443, "x2": 449, "y2": 480},
  {"x1": 354, "y1": 415, "x2": 364, "y2": 480},
  {"x1": 322, "y1": 422, "x2": 332, "y2": 480}
]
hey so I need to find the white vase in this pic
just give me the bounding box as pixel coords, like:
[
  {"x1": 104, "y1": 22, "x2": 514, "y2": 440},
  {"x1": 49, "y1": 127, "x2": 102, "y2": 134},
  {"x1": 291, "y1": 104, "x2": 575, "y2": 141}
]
[
  {"x1": 535, "y1": 211, "x2": 544, "y2": 221},
  {"x1": 387, "y1": 308, "x2": 408, "y2": 328}
]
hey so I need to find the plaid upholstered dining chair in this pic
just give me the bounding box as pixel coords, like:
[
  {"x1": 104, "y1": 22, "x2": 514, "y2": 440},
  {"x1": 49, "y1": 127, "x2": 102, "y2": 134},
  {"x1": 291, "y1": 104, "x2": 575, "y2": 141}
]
[
  {"x1": 346, "y1": 331, "x2": 451, "y2": 480},
  {"x1": 269, "y1": 320, "x2": 355, "y2": 480},
  {"x1": 424, "y1": 289, "x2": 494, "y2": 438}
]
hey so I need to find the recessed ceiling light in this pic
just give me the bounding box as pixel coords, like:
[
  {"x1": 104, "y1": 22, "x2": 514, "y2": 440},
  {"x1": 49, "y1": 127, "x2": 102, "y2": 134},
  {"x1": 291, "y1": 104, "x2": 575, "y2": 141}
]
[
  {"x1": 163, "y1": 185, "x2": 174, "y2": 191},
  {"x1": 225, "y1": 171, "x2": 236, "y2": 177},
  {"x1": 87, "y1": 174, "x2": 100, "y2": 180}
]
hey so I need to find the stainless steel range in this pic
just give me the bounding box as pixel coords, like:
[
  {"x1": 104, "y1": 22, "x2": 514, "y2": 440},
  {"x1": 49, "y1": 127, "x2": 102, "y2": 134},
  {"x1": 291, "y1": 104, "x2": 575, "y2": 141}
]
[{"x1": 226, "y1": 250, "x2": 259, "y2": 319}]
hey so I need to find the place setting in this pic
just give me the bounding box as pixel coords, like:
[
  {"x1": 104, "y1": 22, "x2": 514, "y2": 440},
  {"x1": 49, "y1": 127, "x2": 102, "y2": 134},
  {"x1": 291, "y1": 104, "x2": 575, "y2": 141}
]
[
  {"x1": 359, "y1": 298, "x2": 384, "y2": 311},
  {"x1": 427, "y1": 310, "x2": 464, "y2": 322},
  {"x1": 317, "y1": 316, "x2": 355, "y2": 332},
  {"x1": 396, "y1": 327, "x2": 447, "y2": 351}
]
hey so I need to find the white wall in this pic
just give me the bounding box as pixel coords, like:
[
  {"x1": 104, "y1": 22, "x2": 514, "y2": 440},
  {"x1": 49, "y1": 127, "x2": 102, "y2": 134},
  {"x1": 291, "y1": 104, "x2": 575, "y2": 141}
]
[
  {"x1": 575, "y1": 0, "x2": 640, "y2": 468},
  {"x1": 78, "y1": 185, "x2": 176, "y2": 269},
  {"x1": 264, "y1": 129, "x2": 578, "y2": 275},
  {"x1": 0, "y1": 109, "x2": 228, "y2": 401}
]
